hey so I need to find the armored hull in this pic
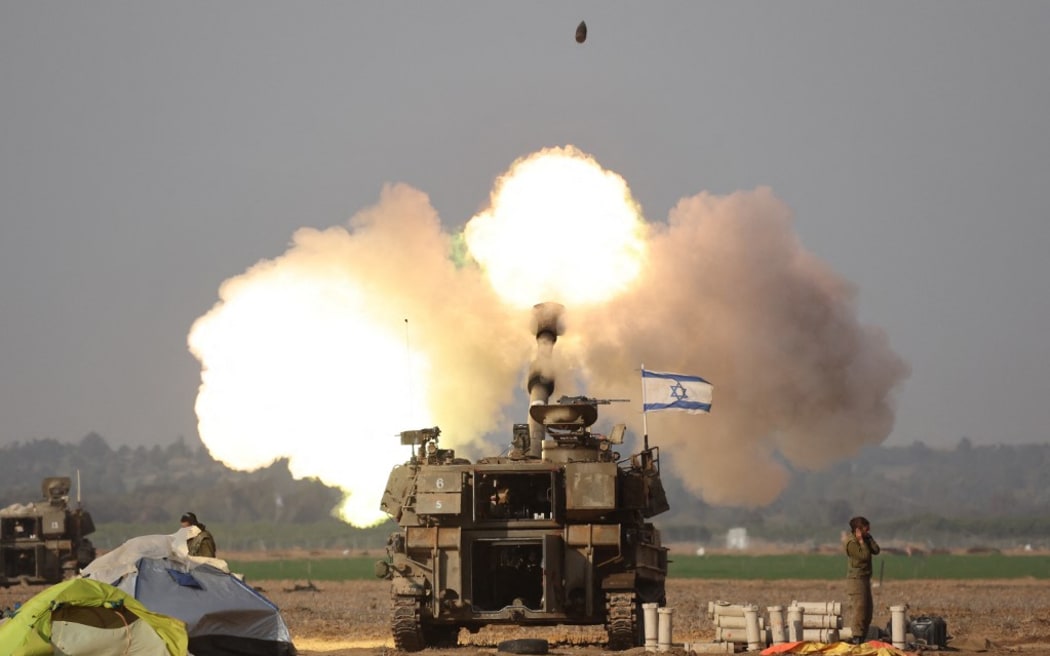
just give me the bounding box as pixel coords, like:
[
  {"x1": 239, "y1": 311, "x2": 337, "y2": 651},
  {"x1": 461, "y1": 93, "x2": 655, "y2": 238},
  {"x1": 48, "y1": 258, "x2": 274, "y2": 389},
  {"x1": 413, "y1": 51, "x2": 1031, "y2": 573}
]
[
  {"x1": 0, "y1": 477, "x2": 96, "y2": 587},
  {"x1": 376, "y1": 305, "x2": 670, "y2": 650}
]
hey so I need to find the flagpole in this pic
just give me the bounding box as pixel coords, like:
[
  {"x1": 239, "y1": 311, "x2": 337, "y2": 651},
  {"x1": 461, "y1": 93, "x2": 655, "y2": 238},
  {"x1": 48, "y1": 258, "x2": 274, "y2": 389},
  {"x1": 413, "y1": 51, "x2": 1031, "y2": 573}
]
[{"x1": 640, "y1": 364, "x2": 649, "y2": 451}]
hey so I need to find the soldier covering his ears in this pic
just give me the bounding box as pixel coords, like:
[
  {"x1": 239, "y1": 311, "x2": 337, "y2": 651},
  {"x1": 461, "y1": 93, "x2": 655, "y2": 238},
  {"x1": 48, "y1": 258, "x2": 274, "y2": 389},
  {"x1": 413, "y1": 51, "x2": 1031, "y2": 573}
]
[{"x1": 844, "y1": 516, "x2": 880, "y2": 643}]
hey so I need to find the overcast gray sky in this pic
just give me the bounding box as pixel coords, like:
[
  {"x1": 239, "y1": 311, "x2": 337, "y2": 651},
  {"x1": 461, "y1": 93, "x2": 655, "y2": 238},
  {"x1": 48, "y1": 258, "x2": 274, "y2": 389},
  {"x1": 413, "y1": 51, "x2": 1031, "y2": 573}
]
[{"x1": 1, "y1": 2, "x2": 1047, "y2": 450}]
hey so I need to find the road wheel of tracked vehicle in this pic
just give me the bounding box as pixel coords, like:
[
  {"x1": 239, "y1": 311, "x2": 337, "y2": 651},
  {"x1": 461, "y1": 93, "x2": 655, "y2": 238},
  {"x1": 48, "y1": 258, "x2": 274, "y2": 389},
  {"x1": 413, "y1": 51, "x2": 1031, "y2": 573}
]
[
  {"x1": 605, "y1": 591, "x2": 642, "y2": 651},
  {"x1": 392, "y1": 597, "x2": 425, "y2": 652},
  {"x1": 497, "y1": 638, "x2": 549, "y2": 654}
]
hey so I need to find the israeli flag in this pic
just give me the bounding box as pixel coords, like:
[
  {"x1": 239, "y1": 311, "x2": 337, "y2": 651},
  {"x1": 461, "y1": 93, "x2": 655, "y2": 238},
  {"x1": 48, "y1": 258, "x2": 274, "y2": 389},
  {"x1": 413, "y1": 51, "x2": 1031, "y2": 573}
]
[{"x1": 642, "y1": 369, "x2": 713, "y2": 414}]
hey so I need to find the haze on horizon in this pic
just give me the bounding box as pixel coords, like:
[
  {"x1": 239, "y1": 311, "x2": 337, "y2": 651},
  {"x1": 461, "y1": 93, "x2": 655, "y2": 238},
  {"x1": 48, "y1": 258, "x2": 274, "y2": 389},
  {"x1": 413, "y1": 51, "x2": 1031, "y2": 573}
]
[{"x1": 1, "y1": 3, "x2": 1048, "y2": 462}]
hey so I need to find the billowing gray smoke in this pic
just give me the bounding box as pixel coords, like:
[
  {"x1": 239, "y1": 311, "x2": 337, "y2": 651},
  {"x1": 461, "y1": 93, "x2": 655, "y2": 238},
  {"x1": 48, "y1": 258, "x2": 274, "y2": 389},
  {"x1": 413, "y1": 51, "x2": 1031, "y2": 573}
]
[{"x1": 563, "y1": 187, "x2": 911, "y2": 507}]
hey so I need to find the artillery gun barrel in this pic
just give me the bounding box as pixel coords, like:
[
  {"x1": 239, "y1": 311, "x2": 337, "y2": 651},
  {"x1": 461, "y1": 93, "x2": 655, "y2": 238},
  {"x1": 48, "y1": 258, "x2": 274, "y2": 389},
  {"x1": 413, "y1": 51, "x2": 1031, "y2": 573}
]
[{"x1": 526, "y1": 303, "x2": 564, "y2": 457}]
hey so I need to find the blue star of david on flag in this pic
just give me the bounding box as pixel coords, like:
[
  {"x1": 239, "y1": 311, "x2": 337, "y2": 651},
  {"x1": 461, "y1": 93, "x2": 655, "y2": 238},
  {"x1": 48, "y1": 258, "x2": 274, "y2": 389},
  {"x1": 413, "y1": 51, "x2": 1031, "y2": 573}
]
[{"x1": 642, "y1": 368, "x2": 713, "y2": 414}]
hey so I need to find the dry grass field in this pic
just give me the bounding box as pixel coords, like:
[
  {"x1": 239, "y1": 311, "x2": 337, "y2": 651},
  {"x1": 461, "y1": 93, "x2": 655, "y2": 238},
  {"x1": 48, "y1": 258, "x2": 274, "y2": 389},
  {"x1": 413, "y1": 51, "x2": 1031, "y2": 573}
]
[{"x1": 5, "y1": 577, "x2": 1050, "y2": 655}]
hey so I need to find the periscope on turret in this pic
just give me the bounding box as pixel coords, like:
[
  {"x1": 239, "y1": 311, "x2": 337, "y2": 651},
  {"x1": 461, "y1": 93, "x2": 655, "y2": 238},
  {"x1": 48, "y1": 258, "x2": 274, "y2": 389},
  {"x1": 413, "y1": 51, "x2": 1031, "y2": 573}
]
[{"x1": 375, "y1": 303, "x2": 670, "y2": 651}]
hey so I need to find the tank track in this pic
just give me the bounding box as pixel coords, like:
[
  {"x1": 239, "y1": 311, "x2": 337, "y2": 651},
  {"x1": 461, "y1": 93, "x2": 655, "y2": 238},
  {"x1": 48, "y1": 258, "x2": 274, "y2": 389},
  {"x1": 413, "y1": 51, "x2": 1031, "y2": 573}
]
[
  {"x1": 605, "y1": 591, "x2": 641, "y2": 651},
  {"x1": 392, "y1": 596, "x2": 425, "y2": 652}
]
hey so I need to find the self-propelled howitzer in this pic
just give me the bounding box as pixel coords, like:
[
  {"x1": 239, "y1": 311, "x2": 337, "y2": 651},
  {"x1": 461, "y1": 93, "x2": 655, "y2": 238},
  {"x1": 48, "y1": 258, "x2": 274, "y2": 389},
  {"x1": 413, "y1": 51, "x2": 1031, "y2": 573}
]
[
  {"x1": 375, "y1": 306, "x2": 670, "y2": 651},
  {"x1": 1, "y1": 477, "x2": 96, "y2": 587}
]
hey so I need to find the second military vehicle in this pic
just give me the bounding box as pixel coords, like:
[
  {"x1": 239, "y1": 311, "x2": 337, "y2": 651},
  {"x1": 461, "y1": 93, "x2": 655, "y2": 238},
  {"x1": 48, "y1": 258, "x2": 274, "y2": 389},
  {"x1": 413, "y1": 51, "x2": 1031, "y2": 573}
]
[
  {"x1": 0, "y1": 476, "x2": 96, "y2": 587},
  {"x1": 375, "y1": 304, "x2": 670, "y2": 650}
]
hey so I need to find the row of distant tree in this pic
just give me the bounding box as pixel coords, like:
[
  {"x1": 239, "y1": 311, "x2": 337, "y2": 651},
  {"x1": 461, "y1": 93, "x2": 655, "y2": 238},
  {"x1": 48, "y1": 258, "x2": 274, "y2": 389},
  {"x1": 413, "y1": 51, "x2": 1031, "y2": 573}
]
[
  {"x1": 2, "y1": 433, "x2": 1049, "y2": 546},
  {"x1": 656, "y1": 438, "x2": 1050, "y2": 547},
  {"x1": 0, "y1": 433, "x2": 341, "y2": 524}
]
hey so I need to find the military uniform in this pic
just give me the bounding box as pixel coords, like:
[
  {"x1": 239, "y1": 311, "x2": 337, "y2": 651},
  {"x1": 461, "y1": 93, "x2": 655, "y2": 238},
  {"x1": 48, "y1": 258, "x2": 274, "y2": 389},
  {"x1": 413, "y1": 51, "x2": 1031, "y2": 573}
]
[
  {"x1": 180, "y1": 511, "x2": 217, "y2": 558},
  {"x1": 844, "y1": 533, "x2": 880, "y2": 640},
  {"x1": 188, "y1": 527, "x2": 217, "y2": 558}
]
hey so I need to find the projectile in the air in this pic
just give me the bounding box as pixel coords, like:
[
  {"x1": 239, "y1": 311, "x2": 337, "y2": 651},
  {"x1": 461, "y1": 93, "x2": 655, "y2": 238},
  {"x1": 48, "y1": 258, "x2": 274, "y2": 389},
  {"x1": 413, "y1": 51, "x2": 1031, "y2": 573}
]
[{"x1": 575, "y1": 21, "x2": 587, "y2": 44}]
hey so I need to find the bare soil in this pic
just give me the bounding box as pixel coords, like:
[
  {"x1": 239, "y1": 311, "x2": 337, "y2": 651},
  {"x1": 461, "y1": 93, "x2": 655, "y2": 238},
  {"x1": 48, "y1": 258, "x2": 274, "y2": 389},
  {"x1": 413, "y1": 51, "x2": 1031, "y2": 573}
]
[
  {"x1": 5, "y1": 578, "x2": 1049, "y2": 655},
  {"x1": 263, "y1": 578, "x2": 1050, "y2": 656}
]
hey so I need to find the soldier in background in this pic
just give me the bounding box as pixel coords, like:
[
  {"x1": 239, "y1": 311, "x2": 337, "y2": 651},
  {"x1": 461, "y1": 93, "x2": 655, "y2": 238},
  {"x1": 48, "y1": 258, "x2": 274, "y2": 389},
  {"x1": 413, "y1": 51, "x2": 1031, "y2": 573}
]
[
  {"x1": 180, "y1": 511, "x2": 217, "y2": 558},
  {"x1": 844, "y1": 515, "x2": 880, "y2": 643}
]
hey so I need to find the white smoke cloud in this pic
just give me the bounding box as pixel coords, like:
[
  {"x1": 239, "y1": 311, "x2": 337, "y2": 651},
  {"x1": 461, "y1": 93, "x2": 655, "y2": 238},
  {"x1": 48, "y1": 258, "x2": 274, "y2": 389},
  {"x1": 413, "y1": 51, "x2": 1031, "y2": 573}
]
[
  {"x1": 189, "y1": 184, "x2": 530, "y2": 525},
  {"x1": 189, "y1": 149, "x2": 909, "y2": 524}
]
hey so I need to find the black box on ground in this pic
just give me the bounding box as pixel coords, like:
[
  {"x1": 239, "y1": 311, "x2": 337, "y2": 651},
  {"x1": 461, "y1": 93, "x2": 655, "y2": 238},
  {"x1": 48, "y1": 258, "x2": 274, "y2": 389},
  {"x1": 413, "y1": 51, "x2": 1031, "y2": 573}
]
[{"x1": 910, "y1": 616, "x2": 949, "y2": 648}]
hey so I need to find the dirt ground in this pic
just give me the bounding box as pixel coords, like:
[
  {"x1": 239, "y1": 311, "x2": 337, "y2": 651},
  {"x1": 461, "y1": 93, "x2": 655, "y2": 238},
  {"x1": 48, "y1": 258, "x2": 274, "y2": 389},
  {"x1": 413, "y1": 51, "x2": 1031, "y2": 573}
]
[
  {"x1": 5, "y1": 578, "x2": 1050, "y2": 655},
  {"x1": 259, "y1": 578, "x2": 1050, "y2": 656}
]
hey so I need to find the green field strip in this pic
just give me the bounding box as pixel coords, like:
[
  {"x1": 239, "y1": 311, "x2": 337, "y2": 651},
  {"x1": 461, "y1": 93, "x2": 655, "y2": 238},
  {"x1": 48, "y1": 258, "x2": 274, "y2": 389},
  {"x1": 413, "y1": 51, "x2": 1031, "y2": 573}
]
[{"x1": 226, "y1": 554, "x2": 1050, "y2": 582}]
